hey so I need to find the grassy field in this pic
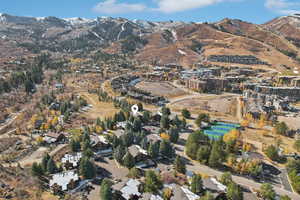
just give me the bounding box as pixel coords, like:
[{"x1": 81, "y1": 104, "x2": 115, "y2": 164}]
[
  {"x1": 242, "y1": 127, "x2": 297, "y2": 154},
  {"x1": 79, "y1": 92, "x2": 119, "y2": 120}
]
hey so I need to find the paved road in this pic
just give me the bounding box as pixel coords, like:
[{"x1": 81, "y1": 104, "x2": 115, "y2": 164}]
[
  {"x1": 0, "y1": 109, "x2": 25, "y2": 135},
  {"x1": 280, "y1": 169, "x2": 293, "y2": 192}
]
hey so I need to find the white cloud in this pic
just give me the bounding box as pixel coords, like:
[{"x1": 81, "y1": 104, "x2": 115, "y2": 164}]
[
  {"x1": 154, "y1": 0, "x2": 223, "y2": 13},
  {"x1": 93, "y1": 0, "x2": 242, "y2": 14},
  {"x1": 93, "y1": 0, "x2": 146, "y2": 14},
  {"x1": 265, "y1": 0, "x2": 300, "y2": 15}
]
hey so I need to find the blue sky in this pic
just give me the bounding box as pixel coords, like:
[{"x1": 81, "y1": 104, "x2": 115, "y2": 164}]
[{"x1": 1, "y1": 0, "x2": 300, "y2": 24}]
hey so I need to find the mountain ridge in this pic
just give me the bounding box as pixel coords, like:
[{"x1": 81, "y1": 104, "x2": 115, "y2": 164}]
[{"x1": 1, "y1": 13, "x2": 300, "y2": 72}]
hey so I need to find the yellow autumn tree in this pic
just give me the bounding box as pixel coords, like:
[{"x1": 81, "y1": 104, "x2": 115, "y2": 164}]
[
  {"x1": 163, "y1": 188, "x2": 173, "y2": 200},
  {"x1": 50, "y1": 110, "x2": 56, "y2": 116},
  {"x1": 227, "y1": 155, "x2": 237, "y2": 168},
  {"x1": 51, "y1": 116, "x2": 59, "y2": 126},
  {"x1": 241, "y1": 120, "x2": 250, "y2": 127},
  {"x1": 257, "y1": 114, "x2": 267, "y2": 129},
  {"x1": 245, "y1": 113, "x2": 254, "y2": 122},
  {"x1": 242, "y1": 143, "x2": 252, "y2": 152},
  {"x1": 160, "y1": 133, "x2": 170, "y2": 140},
  {"x1": 223, "y1": 129, "x2": 240, "y2": 143},
  {"x1": 30, "y1": 114, "x2": 38, "y2": 129},
  {"x1": 95, "y1": 126, "x2": 103, "y2": 134},
  {"x1": 36, "y1": 136, "x2": 44, "y2": 145}
]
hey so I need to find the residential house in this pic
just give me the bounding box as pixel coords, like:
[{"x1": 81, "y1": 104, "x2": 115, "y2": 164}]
[
  {"x1": 117, "y1": 121, "x2": 127, "y2": 129},
  {"x1": 44, "y1": 132, "x2": 67, "y2": 144},
  {"x1": 203, "y1": 177, "x2": 227, "y2": 198},
  {"x1": 143, "y1": 126, "x2": 161, "y2": 135},
  {"x1": 128, "y1": 145, "x2": 148, "y2": 163},
  {"x1": 142, "y1": 193, "x2": 164, "y2": 200},
  {"x1": 165, "y1": 184, "x2": 199, "y2": 200},
  {"x1": 114, "y1": 129, "x2": 126, "y2": 138},
  {"x1": 49, "y1": 171, "x2": 79, "y2": 193},
  {"x1": 112, "y1": 179, "x2": 142, "y2": 200},
  {"x1": 91, "y1": 134, "x2": 113, "y2": 156},
  {"x1": 61, "y1": 152, "x2": 82, "y2": 169},
  {"x1": 146, "y1": 134, "x2": 162, "y2": 144}
]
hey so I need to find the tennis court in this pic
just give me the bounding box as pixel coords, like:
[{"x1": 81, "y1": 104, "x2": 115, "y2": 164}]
[{"x1": 204, "y1": 122, "x2": 240, "y2": 139}]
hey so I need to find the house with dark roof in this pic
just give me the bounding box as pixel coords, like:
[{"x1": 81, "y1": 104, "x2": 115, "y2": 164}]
[
  {"x1": 90, "y1": 134, "x2": 112, "y2": 156},
  {"x1": 44, "y1": 132, "x2": 67, "y2": 144}
]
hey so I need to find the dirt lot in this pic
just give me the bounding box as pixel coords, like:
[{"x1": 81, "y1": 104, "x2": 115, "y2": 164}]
[
  {"x1": 136, "y1": 81, "x2": 188, "y2": 98},
  {"x1": 278, "y1": 116, "x2": 300, "y2": 130},
  {"x1": 79, "y1": 92, "x2": 119, "y2": 120},
  {"x1": 169, "y1": 94, "x2": 239, "y2": 120}
]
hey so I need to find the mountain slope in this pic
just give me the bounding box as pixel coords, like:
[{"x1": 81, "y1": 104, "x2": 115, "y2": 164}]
[
  {"x1": 107, "y1": 20, "x2": 300, "y2": 72},
  {"x1": 1, "y1": 13, "x2": 300, "y2": 72},
  {"x1": 264, "y1": 14, "x2": 300, "y2": 48}
]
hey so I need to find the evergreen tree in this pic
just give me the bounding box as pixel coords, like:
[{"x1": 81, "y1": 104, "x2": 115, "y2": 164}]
[
  {"x1": 195, "y1": 114, "x2": 210, "y2": 128},
  {"x1": 79, "y1": 157, "x2": 95, "y2": 179},
  {"x1": 114, "y1": 145, "x2": 126, "y2": 163},
  {"x1": 137, "y1": 102, "x2": 144, "y2": 111},
  {"x1": 227, "y1": 182, "x2": 243, "y2": 200},
  {"x1": 100, "y1": 178, "x2": 112, "y2": 200},
  {"x1": 174, "y1": 156, "x2": 186, "y2": 174},
  {"x1": 25, "y1": 79, "x2": 35, "y2": 93},
  {"x1": 159, "y1": 140, "x2": 174, "y2": 158},
  {"x1": 160, "y1": 116, "x2": 170, "y2": 130},
  {"x1": 96, "y1": 117, "x2": 101, "y2": 126},
  {"x1": 274, "y1": 122, "x2": 288, "y2": 135},
  {"x1": 162, "y1": 107, "x2": 171, "y2": 116},
  {"x1": 128, "y1": 167, "x2": 141, "y2": 179},
  {"x1": 133, "y1": 118, "x2": 142, "y2": 132},
  {"x1": 82, "y1": 140, "x2": 91, "y2": 152},
  {"x1": 41, "y1": 153, "x2": 50, "y2": 172},
  {"x1": 280, "y1": 195, "x2": 291, "y2": 200},
  {"x1": 173, "y1": 115, "x2": 182, "y2": 128},
  {"x1": 121, "y1": 132, "x2": 134, "y2": 147},
  {"x1": 265, "y1": 145, "x2": 280, "y2": 161},
  {"x1": 140, "y1": 138, "x2": 149, "y2": 150},
  {"x1": 200, "y1": 192, "x2": 214, "y2": 200},
  {"x1": 123, "y1": 151, "x2": 135, "y2": 169},
  {"x1": 220, "y1": 172, "x2": 233, "y2": 186},
  {"x1": 32, "y1": 162, "x2": 44, "y2": 177},
  {"x1": 111, "y1": 135, "x2": 121, "y2": 148},
  {"x1": 208, "y1": 140, "x2": 225, "y2": 168},
  {"x1": 169, "y1": 127, "x2": 179, "y2": 143},
  {"x1": 148, "y1": 142, "x2": 159, "y2": 159},
  {"x1": 46, "y1": 158, "x2": 57, "y2": 174},
  {"x1": 142, "y1": 111, "x2": 150, "y2": 123},
  {"x1": 182, "y1": 118, "x2": 187, "y2": 129},
  {"x1": 144, "y1": 170, "x2": 163, "y2": 193},
  {"x1": 196, "y1": 145, "x2": 211, "y2": 164},
  {"x1": 260, "y1": 183, "x2": 276, "y2": 200},
  {"x1": 119, "y1": 111, "x2": 126, "y2": 122},
  {"x1": 185, "y1": 131, "x2": 209, "y2": 160},
  {"x1": 191, "y1": 174, "x2": 203, "y2": 195},
  {"x1": 83, "y1": 148, "x2": 94, "y2": 158},
  {"x1": 181, "y1": 109, "x2": 191, "y2": 119},
  {"x1": 70, "y1": 139, "x2": 81, "y2": 152}
]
